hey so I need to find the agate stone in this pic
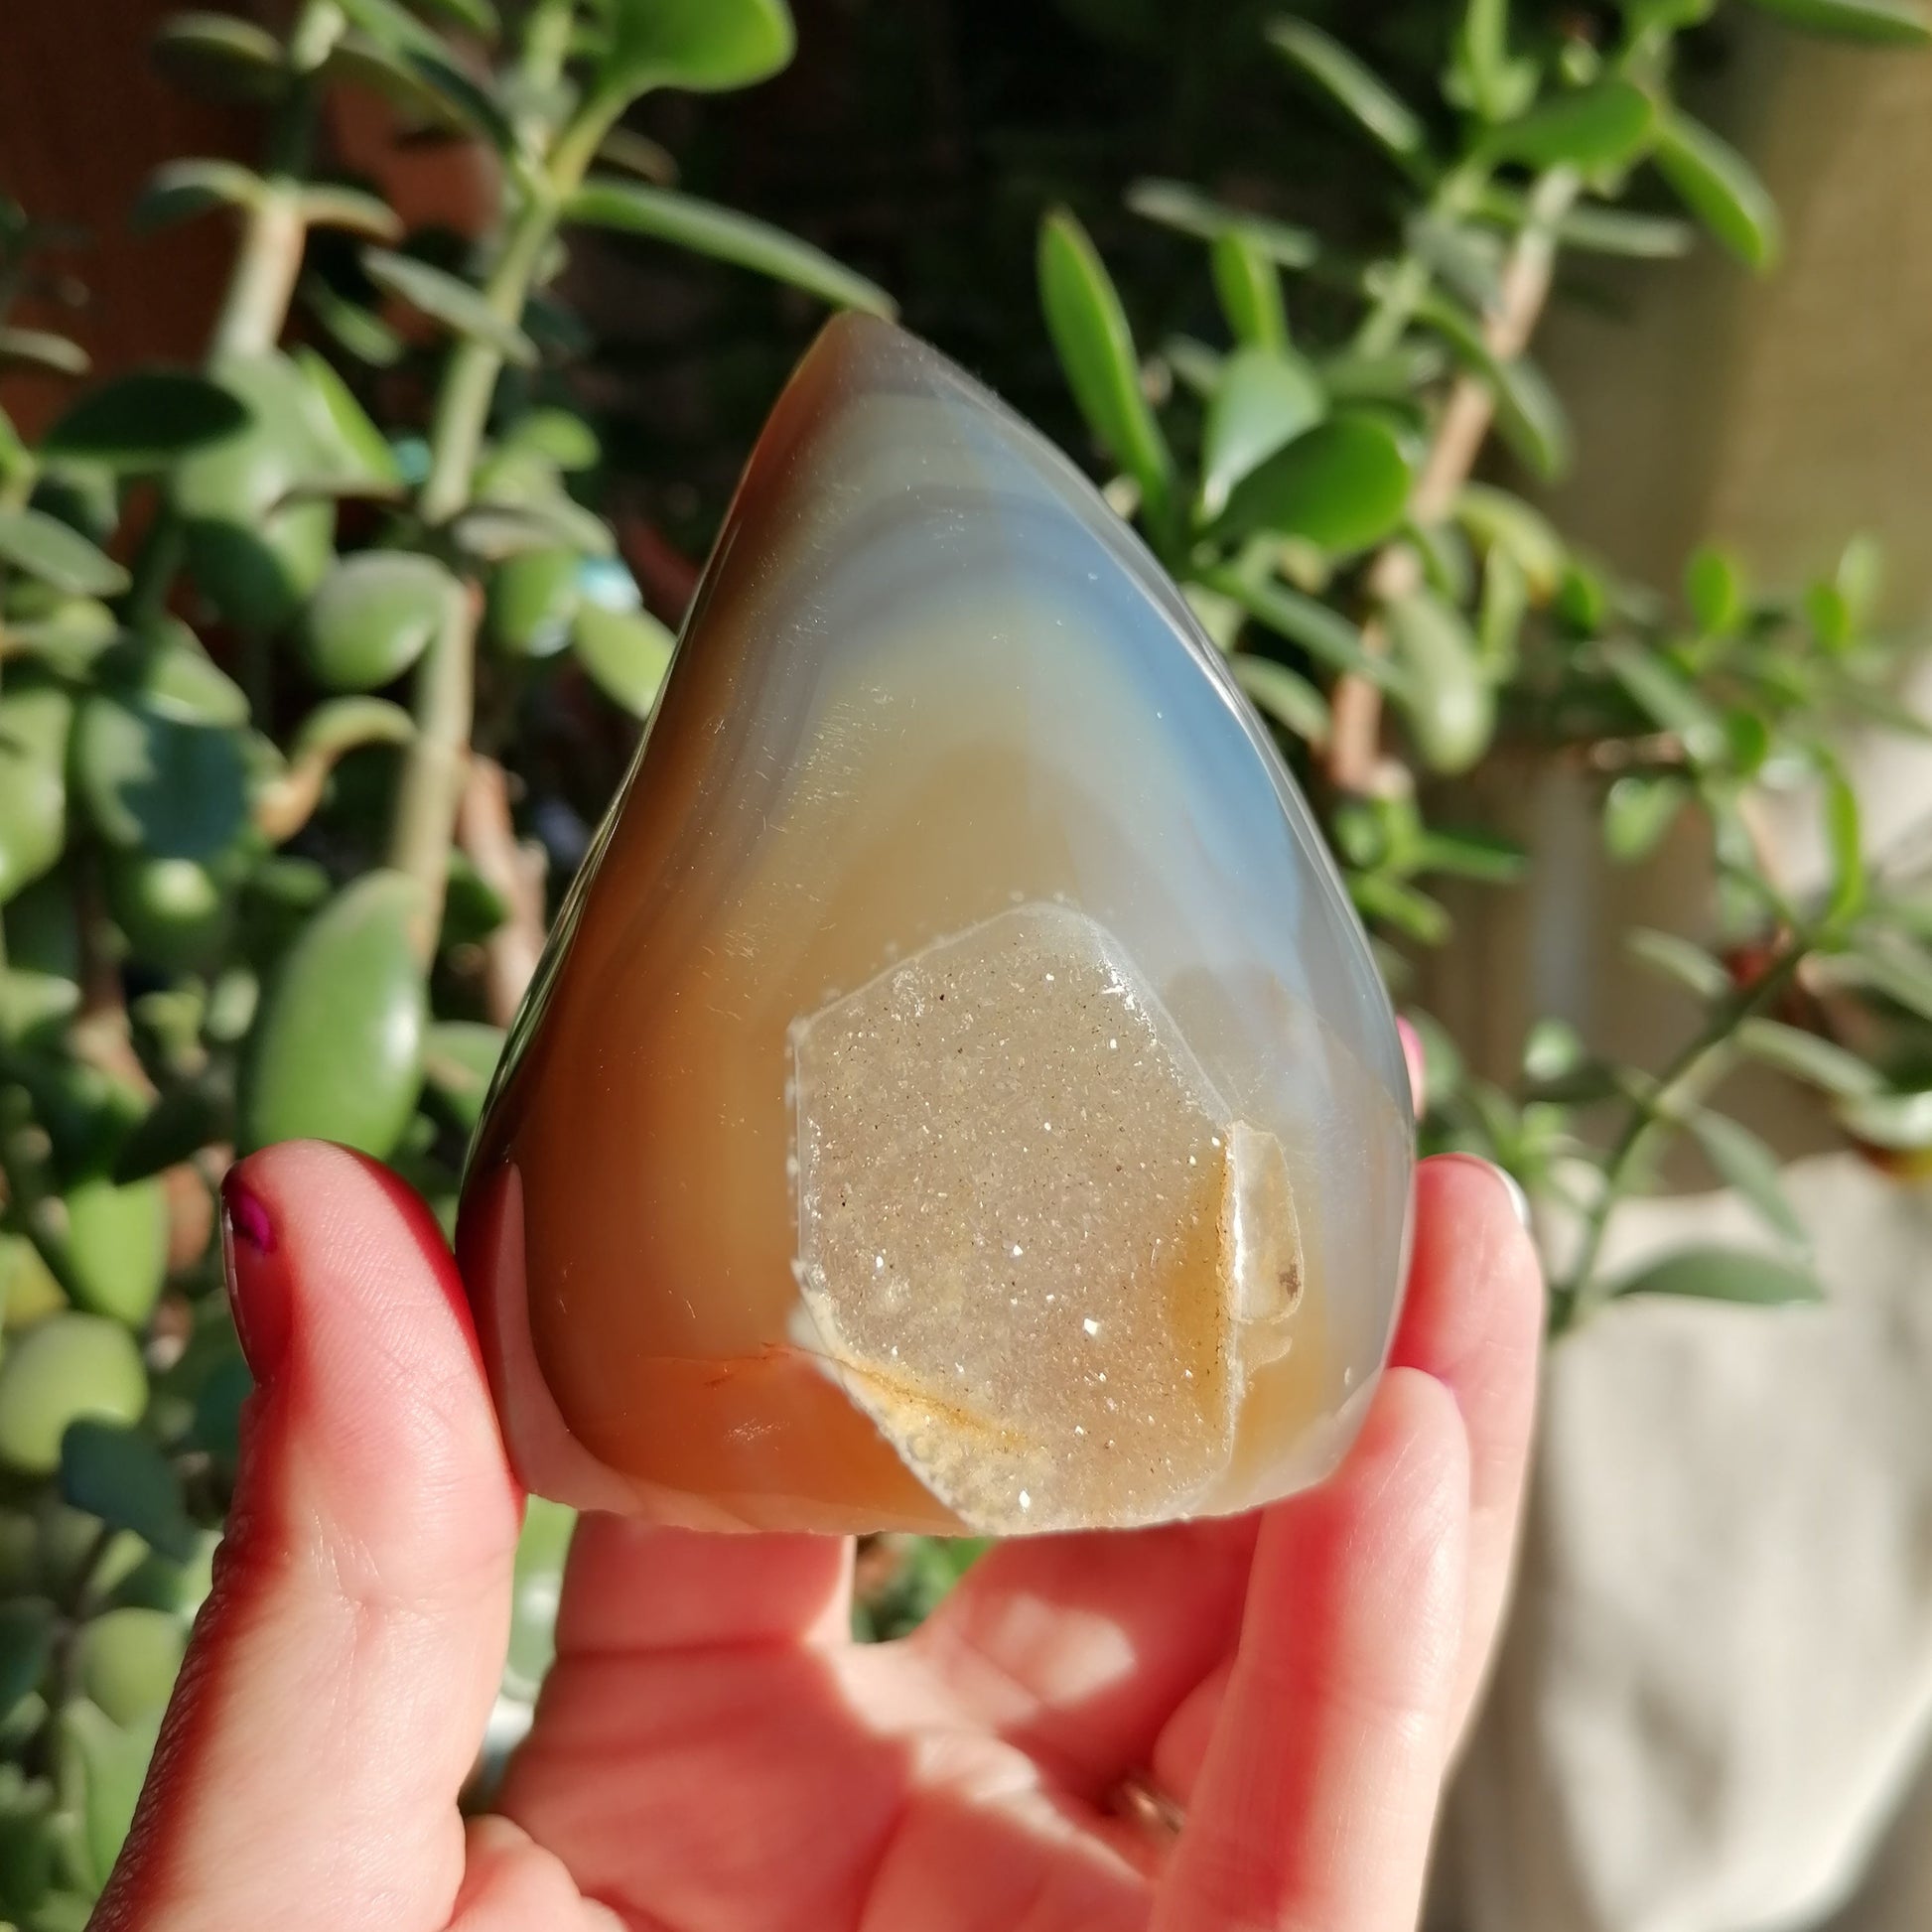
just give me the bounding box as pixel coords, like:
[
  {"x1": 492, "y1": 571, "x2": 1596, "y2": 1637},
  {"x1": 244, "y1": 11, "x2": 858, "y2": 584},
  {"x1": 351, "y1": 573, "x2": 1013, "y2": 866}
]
[{"x1": 458, "y1": 315, "x2": 1413, "y2": 1537}]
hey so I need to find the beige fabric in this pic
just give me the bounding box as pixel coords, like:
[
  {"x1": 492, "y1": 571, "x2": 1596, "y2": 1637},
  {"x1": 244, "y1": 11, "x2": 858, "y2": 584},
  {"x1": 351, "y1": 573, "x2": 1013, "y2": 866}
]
[{"x1": 1437, "y1": 1156, "x2": 1932, "y2": 1932}]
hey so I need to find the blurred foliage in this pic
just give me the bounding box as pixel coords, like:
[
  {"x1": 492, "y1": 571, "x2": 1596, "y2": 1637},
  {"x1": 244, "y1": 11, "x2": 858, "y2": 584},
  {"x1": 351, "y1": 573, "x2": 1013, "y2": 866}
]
[{"x1": 0, "y1": 0, "x2": 1928, "y2": 1911}]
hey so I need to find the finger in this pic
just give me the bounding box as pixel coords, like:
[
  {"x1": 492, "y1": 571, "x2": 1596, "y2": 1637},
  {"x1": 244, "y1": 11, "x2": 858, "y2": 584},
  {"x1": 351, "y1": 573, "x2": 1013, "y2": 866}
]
[
  {"x1": 907, "y1": 1517, "x2": 1258, "y2": 1796},
  {"x1": 94, "y1": 1144, "x2": 522, "y2": 1932},
  {"x1": 1152, "y1": 1368, "x2": 1468, "y2": 1932},
  {"x1": 1397, "y1": 1015, "x2": 1428, "y2": 1115},
  {"x1": 1149, "y1": 1152, "x2": 1542, "y2": 1806},
  {"x1": 1389, "y1": 1154, "x2": 1542, "y2": 1737},
  {"x1": 553, "y1": 1518, "x2": 854, "y2": 1657}
]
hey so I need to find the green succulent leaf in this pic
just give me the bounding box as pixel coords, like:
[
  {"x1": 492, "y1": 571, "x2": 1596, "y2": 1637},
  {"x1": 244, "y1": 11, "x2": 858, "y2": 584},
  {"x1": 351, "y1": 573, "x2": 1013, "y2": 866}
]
[
  {"x1": 1038, "y1": 207, "x2": 1174, "y2": 526},
  {"x1": 402, "y1": 51, "x2": 519, "y2": 151},
  {"x1": 297, "y1": 183, "x2": 404, "y2": 241},
  {"x1": 0, "y1": 327, "x2": 90, "y2": 377},
  {"x1": 74, "y1": 678, "x2": 251, "y2": 862},
  {"x1": 1829, "y1": 942, "x2": 1932, "y2": 1024},
  {"x1": 410, "y1": 0, "x2": 500, "y2": 32},
  {"x1": 1206, "y1": 569, "x2": 1409, "y2": 691},
  {"x1": 50, "y1": 1177, "x2": 171, "y2": 1327},
  {"x1": 300, "y1": 273, "x2": 406, "y2": 367},
  {"x1": 1454, "y1": 483, "x2": 1566, "y2": 598},
  {"x1": 239, "y1": 870, "x2": 429, "y2": 1159},
  {"x1": 0, "y1": 1314, "x2": 148, "y2": 1476},
  {"x1": 1267, "y1": 17, "x2": 1425, "y2": 159},
  {"x1": 453, "y1": 497, "x2": 614, "y2": 561},
  {"x1": 55, "y1": 1699, "x2": 162, "y2": 1894},
  {"x1": 1480, "y1": 78, "x2": 1658, "y2": 170},
  {"x1": 150, "y1": 11, "x2": 287, "y2": 102},
  {"x1": 1600, "y1": 636, "x2": 1726, "y2": 759},
  {"x1": 291, "y1": 347, "x2": 404, "y2": 491},
  {"x1": 1350, "y1": 871, "x2": 1452, "y2": 944},
  {"x1": 171, "y1": 351, "x2": 343, "y2": 628},
  {"x1": 337, "y1": 0, "x2": 444, "y2": 55},
  {"x1": 1218, "y1": 411, "x2": 1413, "y2": 553},
  {"x1": 300, "y1": 552, "x2": 459, "y2": 691},
  {"x1": 1414, "y1": 826, "x2": 1528, "y2": 883},
  {"x1": 1626, "y1": 926, "x2": 1729, "y2": 1000},
  {"x1": 1685, "y1": 543, "x2": 1745, "y2": 631},
  {"x1": 1655, "y1": 110, "x2": 1783, "y2": 271},
  {"x1": 1233, "y1": 655, "x2": 1330, "y2": 746},
  {"x1": 1386, "y1": 591, "x2": 1495, "y2": 774},
  {"x1": 1, "y1": 1235, "x2": 69, "y2": 1344},
  {"x1": 1611, "y1": 1244, "x2": 1822, "y2": 1306},
  {"x1": 1197, "y1": 345, "x2": 1326, "y2": 520},
  {"x1": 0, "y1": 511, "x2": 128, "y2": 598},
  {"x1": 503, "y1": 409, "x2": 601, "y2": 473},
  {"x1": 362, "y1": 248, "x2": 538, "y2": 365},
  {"x1": 41, "y1": 371, "x2": 249, "y2": 470},
  {"x1": 1555, "y1": 204, "x2": 1696, "y2": 257},
  {"x1": 565, "y1": 181, "x2": 894, "y2": 315},
  {"x1": 1837, "y1": 1086, "x2": 1932, "y2": 1150},
  {"x1": 72, "y1": 1608, "x2": 189, "y2": 1728},
  {"x1": 1688, "y1": 1112, "x2": 1807, "y2": 1246},
  {"x1": 1447, "y1": 0, "x2": 1538, "y2": 121},
  {"x1": 1744, "y1": 0, "x2": 1931, "y2": 41},
  {"x1": 61, "y1": 1426, "x2": 198, "y2": 1568},
  {"x1": 1735, "y1": 1018, "x2": 1885, "y2": 1098},
  {"x1": 131, "y1": 158, "x2": 264, "y2": 231},
  {"x1": 504, "y1": 1496, "x2": 576, "y2": 1695},
  {"x1": 1209, "y1": 232, "x2": 1289, "y2": 349},
  {"x1": 1417, "y1": 295, "x2": 1571, "y2": 479},
  {"x1": 289, "y1": 694, "x2": 416, "y2": 763},
  {"x1": 0, "y1": 681, "x2": 72, "y2": 907},
  {"x1": 1602, "y1": 772, "x2": 1691, "y2": 862},
  {"x1": 598, "y1": 126, "x2": 680, "y2": 184},
  {"x1": 485, "y1": 548, "x2": 580, "y2": 656},
  {"x1": 0, "y1": 1597, "x2": 55, "y2": 1721},
  {"x1": 422, "y1": 1021, "x2": 506, "y2": 1135},
  {"x1": 595, "y1": 0, "x2": 795, "y2": 101},
  {"x1": 573, "y1": 604, "x2": 676, "y2": 719},
  {"x1": 1820, "y1": 765, "x2": 1865, "y2": 930},
  {"x1": 1123, "y1": 180, "x2": 1318, "y2": 267}
]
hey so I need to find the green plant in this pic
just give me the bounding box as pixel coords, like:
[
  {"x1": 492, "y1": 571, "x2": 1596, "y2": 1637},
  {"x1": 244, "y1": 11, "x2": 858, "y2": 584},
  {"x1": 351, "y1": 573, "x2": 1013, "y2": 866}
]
[
  {"x1": 0, "y1": 0, "x2": 1928, "y2": 1909},
  {"x1": 0, "y1": 1, "x2": 891, "y2": 1915},
  {"x1": 1032, "y1": 0, "x2": 1932, "y2": 1333}
]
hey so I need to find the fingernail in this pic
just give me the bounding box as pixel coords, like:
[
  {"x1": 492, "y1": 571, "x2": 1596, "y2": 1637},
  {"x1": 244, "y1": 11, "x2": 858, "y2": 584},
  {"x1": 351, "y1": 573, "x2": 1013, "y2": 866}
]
[
  {"x1": 1396, "y1": 1016, "x2": 1428, "y2": 1118},
  {"x1": 1440, "y1": 1153, "x2": 1533, "y2": 1230},
  {"x1": 220, "y1": 1172, "x2": 290, "y2": 1386}
]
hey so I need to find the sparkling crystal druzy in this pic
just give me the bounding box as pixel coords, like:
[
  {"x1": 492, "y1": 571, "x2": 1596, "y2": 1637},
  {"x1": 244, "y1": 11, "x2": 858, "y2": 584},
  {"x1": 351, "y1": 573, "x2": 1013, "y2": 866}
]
[{"x1": 459, "y1": 315, "x2": 1414, "y2": 1537}]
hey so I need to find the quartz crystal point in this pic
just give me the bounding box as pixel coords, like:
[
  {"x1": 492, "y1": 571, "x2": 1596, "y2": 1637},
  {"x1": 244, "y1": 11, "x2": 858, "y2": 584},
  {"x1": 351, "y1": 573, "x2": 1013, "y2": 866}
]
[{"x1": 458, "y1": 315, "x2": 1414, "y2": 1537}]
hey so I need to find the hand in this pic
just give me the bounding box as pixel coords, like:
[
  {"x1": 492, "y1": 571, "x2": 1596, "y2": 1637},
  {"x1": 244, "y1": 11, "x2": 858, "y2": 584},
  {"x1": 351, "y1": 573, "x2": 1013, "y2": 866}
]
[{"x1": 93, "y1": 1140, "x2": 1540, "y2": 1932}]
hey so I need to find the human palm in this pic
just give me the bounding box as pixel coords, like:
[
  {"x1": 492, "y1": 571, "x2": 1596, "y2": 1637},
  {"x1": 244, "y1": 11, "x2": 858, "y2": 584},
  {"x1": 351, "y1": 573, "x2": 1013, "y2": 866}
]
[{"x1": 95, "y1": 1142, "x2": 1538, "y2": 1932}]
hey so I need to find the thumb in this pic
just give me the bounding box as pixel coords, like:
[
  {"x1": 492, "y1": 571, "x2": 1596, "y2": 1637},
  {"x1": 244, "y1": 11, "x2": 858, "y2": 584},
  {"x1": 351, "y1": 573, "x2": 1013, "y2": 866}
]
[{"x1": 93, "y1": 1142, "x2": 522, "y2": 1932}]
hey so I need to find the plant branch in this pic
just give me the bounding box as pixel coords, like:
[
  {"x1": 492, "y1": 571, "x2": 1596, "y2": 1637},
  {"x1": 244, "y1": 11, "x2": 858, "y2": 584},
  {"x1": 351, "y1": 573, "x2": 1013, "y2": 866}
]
[
  {"x1": 207, "y1": 1, "x2": 344, "y2": 360},
  {"x1": 389, "y1": 94, "x2": 619, "y2": 959},
  {"x1": 1326, "y1": 167, "x2": 1581, "y2": 792},
  {"x1": 457, "y1": 755, "x2": 548, "y2": 1022},
  {"x1": 388, "y1": 582, "x2": 480, "y2": 960},
  {"x1": 1549, "y1": 936, "x2": 1811, "y2": 1333}
]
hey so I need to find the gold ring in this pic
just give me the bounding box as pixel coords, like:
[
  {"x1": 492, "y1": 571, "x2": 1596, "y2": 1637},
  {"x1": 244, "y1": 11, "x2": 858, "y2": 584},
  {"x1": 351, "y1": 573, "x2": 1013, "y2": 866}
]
[{"x1": 1111, "y1": 1768, "x2": 1186, "y2": 1841}]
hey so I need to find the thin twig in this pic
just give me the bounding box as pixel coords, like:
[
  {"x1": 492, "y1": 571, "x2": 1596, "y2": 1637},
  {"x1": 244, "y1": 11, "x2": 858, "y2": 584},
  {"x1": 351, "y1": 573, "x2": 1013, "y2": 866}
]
[
  {"x1": 1326, "y1": 169, "x2": 1580, "y2": 792},
  {"x1": 457, "y1": 755, "x2": 548, "y2": 1023},
  {"x1": 1549, "y1": 938, "x2": 1810, "y2": 1332}
]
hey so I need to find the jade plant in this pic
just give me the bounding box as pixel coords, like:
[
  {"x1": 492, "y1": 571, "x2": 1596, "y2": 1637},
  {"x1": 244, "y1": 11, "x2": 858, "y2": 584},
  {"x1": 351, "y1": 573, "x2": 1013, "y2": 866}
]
[
  {"x1": 1034, "y1": 0, "x2": 1932, "y2": 1337},
  {"x1": 0, "y1": 0, "x2": 892, "y2": 1915},
  {"x1": 0, "y1": 0, "x2": 1927, "y2": 1911}
]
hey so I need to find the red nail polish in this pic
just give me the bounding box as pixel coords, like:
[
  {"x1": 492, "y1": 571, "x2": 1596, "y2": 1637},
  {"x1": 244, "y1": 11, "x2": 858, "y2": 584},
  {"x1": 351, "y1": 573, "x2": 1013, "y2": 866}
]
[{"x1": 220, "y1": 1173, "x2": 290, "y2": 1385}]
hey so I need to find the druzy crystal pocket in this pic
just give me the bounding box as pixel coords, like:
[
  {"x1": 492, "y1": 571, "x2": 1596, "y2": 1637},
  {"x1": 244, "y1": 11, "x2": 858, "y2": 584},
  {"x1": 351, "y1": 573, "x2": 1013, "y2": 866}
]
[{"x1": 458, "y1": 316, "x2": 1413, "y2": 1536}]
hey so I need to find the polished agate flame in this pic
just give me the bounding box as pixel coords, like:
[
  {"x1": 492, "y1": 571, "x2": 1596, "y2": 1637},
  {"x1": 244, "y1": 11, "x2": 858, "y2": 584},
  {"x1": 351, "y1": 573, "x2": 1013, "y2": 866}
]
[{"x1": 458, "y1": 315, "x2": 1413, "y2": 1537}]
